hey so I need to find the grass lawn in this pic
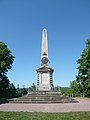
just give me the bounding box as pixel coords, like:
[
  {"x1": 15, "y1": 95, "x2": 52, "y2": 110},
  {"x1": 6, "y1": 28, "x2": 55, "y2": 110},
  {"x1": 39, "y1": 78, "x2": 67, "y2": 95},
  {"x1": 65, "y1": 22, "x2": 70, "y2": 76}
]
[{"x1": 0, "y1": 111, "x2": 90, "y2": 120}]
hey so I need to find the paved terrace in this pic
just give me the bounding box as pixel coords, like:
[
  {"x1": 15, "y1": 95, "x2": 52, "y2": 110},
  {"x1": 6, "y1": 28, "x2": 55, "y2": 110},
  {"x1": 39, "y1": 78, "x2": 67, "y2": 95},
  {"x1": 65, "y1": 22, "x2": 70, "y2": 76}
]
[{"x1": 0, "y1": 97, "x2": 90, "y2": 112}]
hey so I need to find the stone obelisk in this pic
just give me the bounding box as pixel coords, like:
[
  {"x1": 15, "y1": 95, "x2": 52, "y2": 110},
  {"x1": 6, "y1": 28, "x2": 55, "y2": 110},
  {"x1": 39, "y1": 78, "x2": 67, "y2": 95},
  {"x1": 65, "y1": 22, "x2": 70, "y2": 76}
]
[
  {"x1": 36, "y1": 28, "x2": 54, "y2": 91},
  {"x1": 41, "y1": 29, "x2": 48, "y2": 60}
]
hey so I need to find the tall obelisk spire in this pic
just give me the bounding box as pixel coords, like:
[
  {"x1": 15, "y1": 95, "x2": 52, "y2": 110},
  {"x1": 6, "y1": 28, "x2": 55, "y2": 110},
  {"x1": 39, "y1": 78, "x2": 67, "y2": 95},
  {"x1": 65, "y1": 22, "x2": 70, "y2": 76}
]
[
  {"x1": 41, "y1": 28, "x2": 48, "y2": 59},
  {"x1": 36, "y1": 28, "x2": 54, "y2": 91}
]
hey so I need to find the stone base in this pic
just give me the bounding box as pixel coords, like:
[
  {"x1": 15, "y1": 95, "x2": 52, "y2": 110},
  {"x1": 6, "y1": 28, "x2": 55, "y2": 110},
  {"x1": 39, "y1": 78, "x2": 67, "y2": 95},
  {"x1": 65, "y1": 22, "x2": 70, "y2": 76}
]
[
  {"x1": 36, "y1": 66, "x2": 54, "y2": 91},
  {"x1": 9, "y1": 91, "x2": 78, "y2": 103},
  {"x1": 37, "y1": 84, "x2": 53, "y2": 91}
]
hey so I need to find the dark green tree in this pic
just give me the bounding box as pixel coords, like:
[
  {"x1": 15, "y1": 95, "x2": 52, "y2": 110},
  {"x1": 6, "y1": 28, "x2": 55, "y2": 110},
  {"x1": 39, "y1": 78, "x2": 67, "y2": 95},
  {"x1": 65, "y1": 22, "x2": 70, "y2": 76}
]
[
  {"x1": 16, "y1": 85, "x2": 28, "y2": 97},
  {"x1": 76, "y1": 38, "x2": 90, "y2": 97},
  {"x1": 0, "y1": 75, "x2": 10, "y2": 98},
  {"x1": 0, "y1": 41, "x2": 15, "y2": 75},
  {"x1": 0, "y1": 41, "x2": 15, "y2": 98},
  {"x1": 9, "y1": 83, "x2": 17, "y2": 98}
]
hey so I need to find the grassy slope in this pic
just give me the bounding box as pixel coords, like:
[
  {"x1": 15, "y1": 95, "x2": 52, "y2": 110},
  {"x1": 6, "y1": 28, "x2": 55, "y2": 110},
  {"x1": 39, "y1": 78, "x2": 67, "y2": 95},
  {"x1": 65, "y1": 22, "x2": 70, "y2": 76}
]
[{"x1": 0, "y1": 111, "x2": 90, "y2": 120}]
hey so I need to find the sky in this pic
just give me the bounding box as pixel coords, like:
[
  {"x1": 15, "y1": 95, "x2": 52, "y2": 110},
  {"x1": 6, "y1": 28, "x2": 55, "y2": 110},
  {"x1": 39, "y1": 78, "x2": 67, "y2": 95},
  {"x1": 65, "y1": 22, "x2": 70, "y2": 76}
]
[{"x1": 0, "y1": 0, "x2": 90, "y2": 88}]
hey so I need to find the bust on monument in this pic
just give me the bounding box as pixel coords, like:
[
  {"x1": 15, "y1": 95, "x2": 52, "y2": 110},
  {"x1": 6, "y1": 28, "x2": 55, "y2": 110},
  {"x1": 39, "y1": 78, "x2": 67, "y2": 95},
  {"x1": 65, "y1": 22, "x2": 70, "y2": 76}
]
[{"x1": 36, "y1": 28, "x2": 54, "y2": 91}]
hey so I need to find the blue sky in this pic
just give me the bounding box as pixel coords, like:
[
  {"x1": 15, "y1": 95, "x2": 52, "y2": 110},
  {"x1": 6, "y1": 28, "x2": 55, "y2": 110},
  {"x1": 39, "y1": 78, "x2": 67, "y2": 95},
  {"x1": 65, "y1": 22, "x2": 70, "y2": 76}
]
[{"x1": 0, "y1": 0, "x2": 90, "y2": 88}]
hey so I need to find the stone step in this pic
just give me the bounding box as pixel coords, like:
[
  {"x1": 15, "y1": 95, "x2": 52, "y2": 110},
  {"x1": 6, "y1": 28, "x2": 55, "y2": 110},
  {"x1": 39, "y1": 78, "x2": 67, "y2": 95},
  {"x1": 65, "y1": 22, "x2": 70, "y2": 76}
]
[
  {"x1": 28, "y1": 91, "x2": 61, "y2": 94},
  {"x1": 12, "y1": 98, "x2": 67, "y2": 101},
  {"x1": 10, "y1": 101, "x2": 65, "y2": 104},
  {"x1": 18, "y1": 97, "x2": 64, "y2": 100},
  {"x1": 9, "y1": 91, "x2": 78, "y2": 103},
  {"x1": 9, "y1": 98, "x2": 78, "y2": 103},
  {"x1": 23, "y1": 95, "x2": 63, "y2": 98},
  {"x1": 17, "y1": 96, "x2": 67, "y2": 100}
]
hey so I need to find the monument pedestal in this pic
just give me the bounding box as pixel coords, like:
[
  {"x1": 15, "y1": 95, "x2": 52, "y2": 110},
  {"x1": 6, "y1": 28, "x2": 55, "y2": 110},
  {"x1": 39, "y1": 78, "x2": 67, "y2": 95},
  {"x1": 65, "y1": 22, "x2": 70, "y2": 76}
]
[{"x1": 36, "y1": 66, "x2": 54, "y2": 91}]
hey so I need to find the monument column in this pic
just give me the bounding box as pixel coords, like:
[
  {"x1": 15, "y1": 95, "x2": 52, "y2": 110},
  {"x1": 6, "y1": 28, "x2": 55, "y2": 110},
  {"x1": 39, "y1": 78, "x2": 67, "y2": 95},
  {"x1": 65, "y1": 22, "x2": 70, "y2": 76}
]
[{"x1": 36, "y1": 28, "x2": 54, "y2": 91}]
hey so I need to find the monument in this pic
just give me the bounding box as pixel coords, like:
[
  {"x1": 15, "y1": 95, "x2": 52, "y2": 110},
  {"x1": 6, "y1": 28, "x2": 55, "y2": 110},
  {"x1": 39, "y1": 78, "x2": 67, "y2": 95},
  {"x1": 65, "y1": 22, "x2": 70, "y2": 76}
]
[
  {"x1": 36, "y1": 28, "x2": 54, "y2": 91},
  {"x1": 9, "y1": 28, "x2": 78, "y2": 103}
]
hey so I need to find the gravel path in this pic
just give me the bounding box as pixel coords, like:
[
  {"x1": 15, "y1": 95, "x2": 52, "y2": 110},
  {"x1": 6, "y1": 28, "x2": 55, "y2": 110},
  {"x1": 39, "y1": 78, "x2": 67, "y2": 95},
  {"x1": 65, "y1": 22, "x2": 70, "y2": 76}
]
[{"x1": 0, "y1": 97, "x2": 90, "y2": 112}]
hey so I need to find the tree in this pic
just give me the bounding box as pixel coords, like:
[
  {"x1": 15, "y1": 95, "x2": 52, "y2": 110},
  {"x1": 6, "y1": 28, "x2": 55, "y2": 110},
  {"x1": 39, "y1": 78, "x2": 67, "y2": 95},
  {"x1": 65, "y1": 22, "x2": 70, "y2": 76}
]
[
  {"x1": 60, "y1": 87, "x2": 69, "y2": 95},
  {"x1": 16, "y1": 85, "x2": 28, "y2": 97},
  {"x1": 0, "y1": 74, "x2": 17, "y2": 98},
  {"x1": 0, "y1": 75, "x2": 10, "y2": 98},
  {"x1": 9, "y1": 83, "x2": 17, "y2": 98},
  {"x1": 0, "y1": 41, "x2": 15, "y2": 98},
  {"x1": 0, "y1": 41, "x2": 15, "y2": 75},
  {"x1": 76, "y1": 38, "x2": 90, "y2": 97},
  {"x1": 67, "y1": 80, "x2": 80, "y2": 97},
  {"x1": 29, "y1": 83, "x2": 36, "y2": 91}
]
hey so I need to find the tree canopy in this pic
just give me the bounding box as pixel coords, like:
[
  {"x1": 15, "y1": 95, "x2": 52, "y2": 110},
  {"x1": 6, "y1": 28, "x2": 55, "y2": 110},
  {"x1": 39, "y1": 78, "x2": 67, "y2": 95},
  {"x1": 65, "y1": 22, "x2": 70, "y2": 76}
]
[
  {"x1": 70, "y1": 38, "x2": 90, "y2": 97},
  {"x1": 0, "y1": 41, "x2": 15, "y2": 98},
  {"x1": 68, "y1": 38, "x2": 90, "y2": 97},
  {"x1": 0, "y1": 41, "x2": 15, "y2": 76},
  {"x1": 76, "y1": 38, "x2": 90, "y2": 97}
]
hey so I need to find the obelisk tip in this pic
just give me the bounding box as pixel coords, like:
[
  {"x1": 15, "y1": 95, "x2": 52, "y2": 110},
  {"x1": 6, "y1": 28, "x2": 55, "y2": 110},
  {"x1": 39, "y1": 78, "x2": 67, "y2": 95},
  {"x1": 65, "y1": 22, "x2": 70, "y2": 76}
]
[{"x1": 43, "y1": 28, "x2": 47, "y2": 31}]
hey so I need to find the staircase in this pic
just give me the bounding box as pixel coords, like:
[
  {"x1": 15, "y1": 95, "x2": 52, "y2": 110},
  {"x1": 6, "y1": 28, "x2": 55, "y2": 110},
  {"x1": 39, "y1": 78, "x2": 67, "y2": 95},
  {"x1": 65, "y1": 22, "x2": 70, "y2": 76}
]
[{"x1": 9, "y1": 91, "x2": 78, "y2": 103}]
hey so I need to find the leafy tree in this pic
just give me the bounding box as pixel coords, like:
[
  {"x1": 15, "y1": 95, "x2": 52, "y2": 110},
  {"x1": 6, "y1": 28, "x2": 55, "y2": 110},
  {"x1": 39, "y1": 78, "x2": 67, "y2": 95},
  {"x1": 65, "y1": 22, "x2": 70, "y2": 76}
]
[
  {"x1": 0, "y1": 75, "x2": 17, "y2": 98},
  {"x1": 76, "y1": 38, "x2": 90, "y2": 97},
  {"x1": 0, "y1": 75, "x2": 10, "y2": 98},
  {"x1": 9, "y1": 83, "x2": 17, "y2": 98},
  {"x1": 16, "y1": 84, "x2": 28, "y2": 97},
  {"x1": 0, "y1": 41, "x2": 15, "y2": 75},
  {"x1": 21, "y1": 88, "x2": 28, "y2": 96},
  {"x1": 16, "y1": 87, "x2": 22, "y2": 97},
  {"x1": 67, "y1": 80, "x2": 80, "y2": 97},
  {"x1": 0, "y1": 41, "x2": 15, "y2": 98},
  {"x1": 66, "y1": 88, "x2": 73, "y2": 97},
  {"x1": 60, "y1": 87, "x2": 69, "y2": 95}
]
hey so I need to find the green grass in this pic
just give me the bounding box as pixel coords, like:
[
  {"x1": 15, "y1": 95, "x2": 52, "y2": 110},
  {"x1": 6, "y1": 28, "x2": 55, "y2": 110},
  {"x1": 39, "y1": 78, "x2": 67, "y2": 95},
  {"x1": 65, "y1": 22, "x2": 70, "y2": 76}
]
[{"x1": 0, "y1": 111, "x2": 90, "y2": 120}]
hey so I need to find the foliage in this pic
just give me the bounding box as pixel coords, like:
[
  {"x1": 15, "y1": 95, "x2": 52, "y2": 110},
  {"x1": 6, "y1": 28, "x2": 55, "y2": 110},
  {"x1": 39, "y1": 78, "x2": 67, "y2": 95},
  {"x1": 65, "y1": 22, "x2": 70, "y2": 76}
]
[
  {"x1": 0, "y1": 111, "x2": 90, "y2": 120},
  {"x1": 8, "y1": 83, "x2": 17, "y2": 98},
  {"x1": 68, "y1": 39, "x2": 90, "y2": 97},
  {"x1": 0, "y1": 41, "x2": 15, "y2": 98},
  {"x1": 29, "y1": 83, "x2": 36, "y2": 91},
  {"x1": 60, "y1": 87, "x2": 69, "y2": 95},
  {"x1": 67, "y1": 80, "x2": 80, "y2": 97},
  {"x1": 16, "y1": 86, "x2": 28, "y2": 97},
  {"x1": 21, "y1": 87, "x2": 28, "y2": 95},
  {"x1": 0, "y1": 41, "x2": 15, "y2": 75},
  {"x1": 0, "y1": 76, "x2": 17, "y2": 98},
  {"x1": 76, "y1": 38, "x2": 90, "y2": 97},
  {"x1": 54, "y1": 86, "x2": 69, "y2": 96}
]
